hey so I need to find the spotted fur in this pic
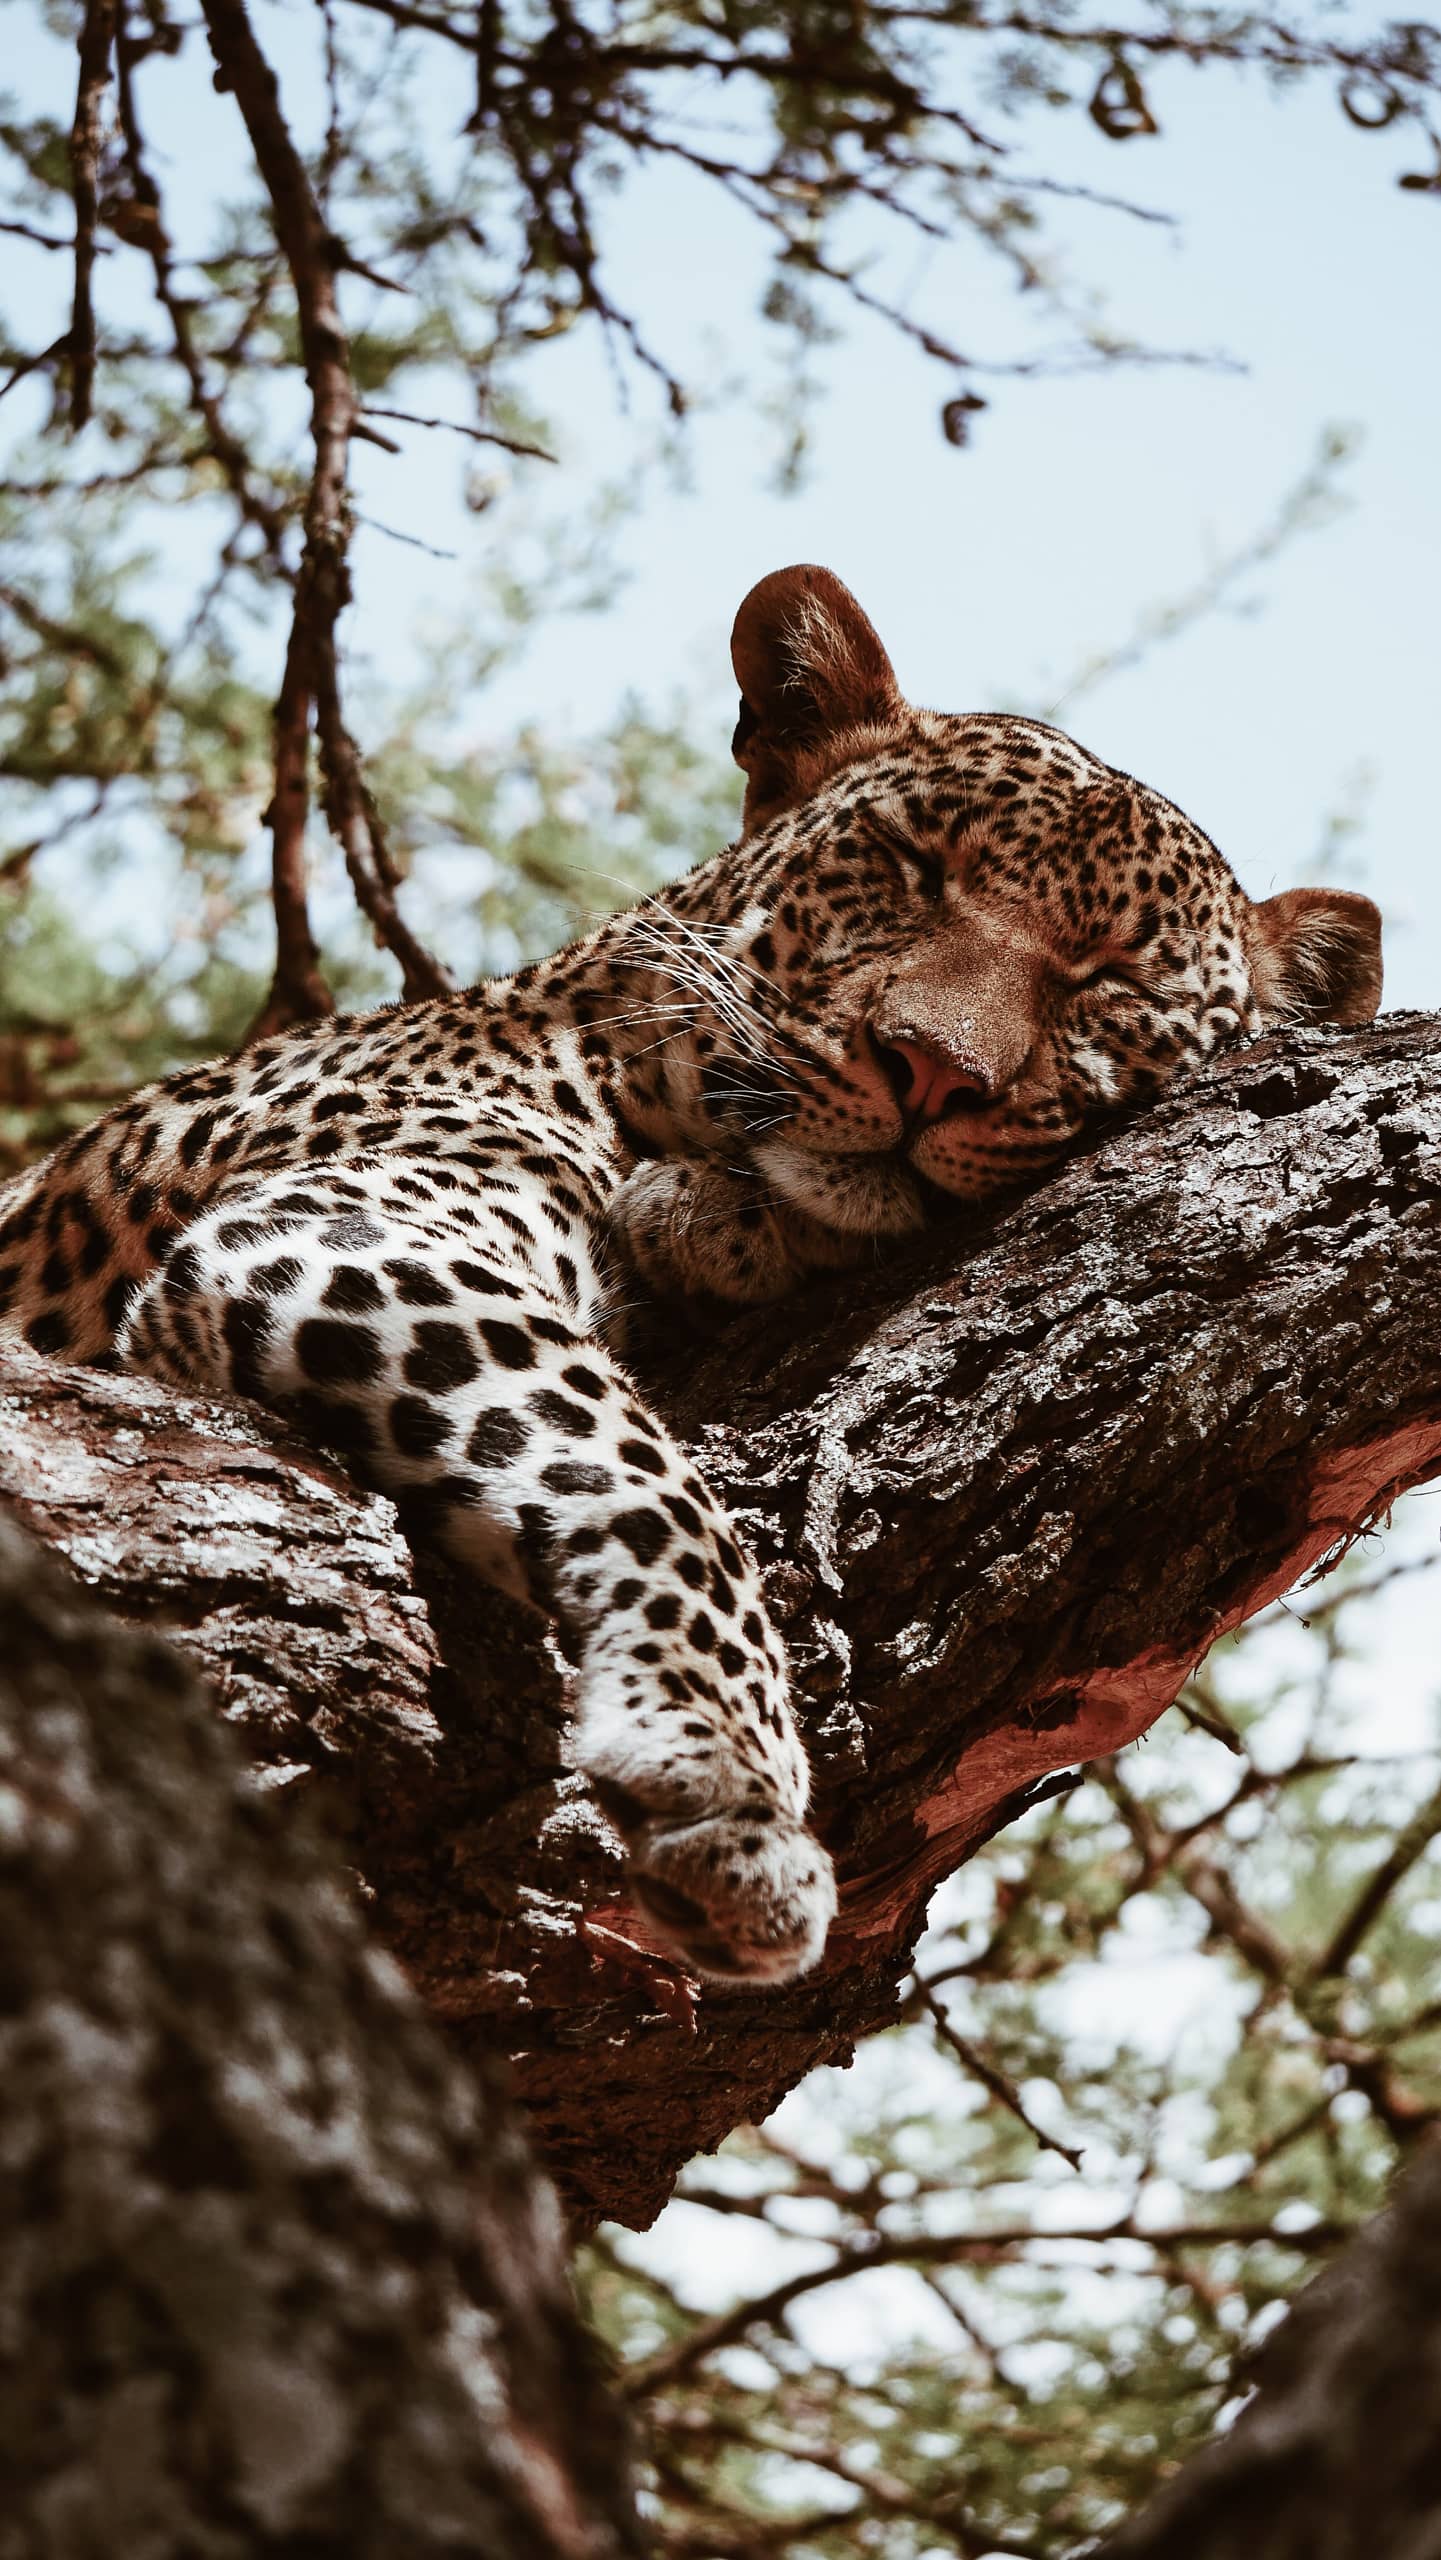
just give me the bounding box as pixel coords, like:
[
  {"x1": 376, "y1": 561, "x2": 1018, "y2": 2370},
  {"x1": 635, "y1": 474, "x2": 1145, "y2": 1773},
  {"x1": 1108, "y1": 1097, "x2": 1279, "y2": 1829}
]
[{"x1": 0, "y1": 567, "x2": 1382, "y2": 1983}]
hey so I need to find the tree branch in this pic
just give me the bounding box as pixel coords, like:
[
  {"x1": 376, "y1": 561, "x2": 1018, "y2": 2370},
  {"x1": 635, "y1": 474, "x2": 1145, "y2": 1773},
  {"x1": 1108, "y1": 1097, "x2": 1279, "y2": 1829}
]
[
  {"x1": 111, "y1": 21, "x2": 292, "y2": 572},
  {"x1": 0, "y1": 1517, "x2": 640, "y2": 2556},
  {"x1": 2, "y1": 1015, "x2": 1439, "y2": 2228},
  {"x1": 198, "y1": 0, "x2": 451, "y2": 1020},
  {"x1": 67, "y1": 0, "x2": 117, "y2": 430},
  {"x1": 1100, "y1": 2134, "x2": 1441, "y2": 2558}
]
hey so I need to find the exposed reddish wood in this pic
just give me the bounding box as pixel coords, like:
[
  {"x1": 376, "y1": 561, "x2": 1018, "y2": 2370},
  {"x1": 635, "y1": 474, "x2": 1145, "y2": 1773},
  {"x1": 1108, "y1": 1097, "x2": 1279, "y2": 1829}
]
[{"x1": 2, "y1": 1013, "x2": 1438, "y2": 2227}]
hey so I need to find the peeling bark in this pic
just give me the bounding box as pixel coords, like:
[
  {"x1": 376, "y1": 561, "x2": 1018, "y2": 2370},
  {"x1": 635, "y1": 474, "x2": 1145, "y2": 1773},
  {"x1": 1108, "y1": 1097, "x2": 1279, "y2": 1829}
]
[
  {"x1": 2, "y1": 1015, "x2": 1438, "y2": 2228},
  {"x1": 0, "y1": 1521, "x2": 639, "y2": 2559}
]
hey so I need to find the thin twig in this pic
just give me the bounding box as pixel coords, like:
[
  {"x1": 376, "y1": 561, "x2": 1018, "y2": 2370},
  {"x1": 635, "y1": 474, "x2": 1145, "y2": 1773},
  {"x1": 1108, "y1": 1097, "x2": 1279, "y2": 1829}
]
[
  {"x1": 622, "y1": 2210, "x2": 1352, "y2": 2399},
  {"x1": 360, "y1": 402, "x2": 556, "y2": 461},
  {"x1": 0, "y1": 335, "x2": 72, "y2": 407},
  {"x1": 112, "y1": 15, "x2": 291, "y2": 572},
  {"x1": 1308, "y1": 1773, "x2": 1441, "y2": 1987},
  {"x1": 914, "y1": 1975, "x2": 1086, "y2": 2170},
  {"x1": 1, "y1": 218, "x2": 86, "y2": 253}
]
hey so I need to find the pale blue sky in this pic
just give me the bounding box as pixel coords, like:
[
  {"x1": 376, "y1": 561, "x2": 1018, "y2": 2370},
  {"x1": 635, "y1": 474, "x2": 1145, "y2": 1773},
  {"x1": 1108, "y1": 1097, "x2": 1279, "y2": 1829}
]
[{"x1": 3, "y1": 6, "x2": 1438, "y2": 1000}]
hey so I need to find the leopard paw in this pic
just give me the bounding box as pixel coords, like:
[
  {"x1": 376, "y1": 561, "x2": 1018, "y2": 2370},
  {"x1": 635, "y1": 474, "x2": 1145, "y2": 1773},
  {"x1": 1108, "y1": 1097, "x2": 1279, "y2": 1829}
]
[{"x1": 625, "y1": 1808, "x2": 838, "y2": 1985}]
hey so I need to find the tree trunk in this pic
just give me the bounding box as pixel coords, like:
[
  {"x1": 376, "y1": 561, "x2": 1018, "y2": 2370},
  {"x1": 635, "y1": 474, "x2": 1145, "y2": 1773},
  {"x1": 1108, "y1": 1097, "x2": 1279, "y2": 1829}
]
[
  {"x1": 3, "y1": 1014, "x2": 1438, "y2": 2230},
  {"x1": 0, "y1": 1520, "x2": 640, "y2": 2559},
  {"x1": 1100, "y1": 2134, "x2": 1441, "y2": 2557}
]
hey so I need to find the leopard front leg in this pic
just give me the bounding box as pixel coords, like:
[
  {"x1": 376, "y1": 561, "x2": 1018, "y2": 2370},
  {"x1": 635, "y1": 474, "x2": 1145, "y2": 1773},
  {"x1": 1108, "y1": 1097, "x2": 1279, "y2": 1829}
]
[
  {"x1": 610, "y1": 1151, "x2": 926, "y2": 1306},
  {"x1": 119, "y1": 1157, "x2": 837, "y2": 1984}
]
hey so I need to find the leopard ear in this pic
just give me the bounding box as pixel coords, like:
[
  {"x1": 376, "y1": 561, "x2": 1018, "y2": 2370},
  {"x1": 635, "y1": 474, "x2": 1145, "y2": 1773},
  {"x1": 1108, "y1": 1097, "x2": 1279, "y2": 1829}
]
[
  {"x1": 730, "y1": 565, "x2": 902, "y2": 830},
  {"x1": 1248, "y1": 886, "x2": 1384, "y2": 1026}
]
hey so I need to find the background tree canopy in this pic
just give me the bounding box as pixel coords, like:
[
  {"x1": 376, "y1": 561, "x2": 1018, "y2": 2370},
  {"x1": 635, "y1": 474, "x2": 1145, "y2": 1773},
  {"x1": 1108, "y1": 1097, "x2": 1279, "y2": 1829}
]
[
  {"x1": 4, "y1": 0, "x2": 1439, "y2": 1147},
  {"x1": 2, "y1": 5, "x2": 1439, "y2": 2554}
]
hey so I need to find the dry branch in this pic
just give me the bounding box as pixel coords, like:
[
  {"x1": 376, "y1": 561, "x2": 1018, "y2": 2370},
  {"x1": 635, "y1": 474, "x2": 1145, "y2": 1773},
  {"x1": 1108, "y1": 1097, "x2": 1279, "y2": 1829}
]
[
  {"x1": 2, "y1": 1012, "x2": 1439, "y2": 2228},
  {"x1": 196, "y1": 0, "x2": 451, "y2": 1029},
  {"x1": 67, "y1": 0, "x2": 117, "y2": 430}
]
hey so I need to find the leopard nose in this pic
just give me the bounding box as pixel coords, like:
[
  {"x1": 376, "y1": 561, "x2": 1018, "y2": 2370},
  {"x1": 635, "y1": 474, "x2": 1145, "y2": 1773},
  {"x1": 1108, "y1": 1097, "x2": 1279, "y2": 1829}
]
[{"x1": 871, "y1": 1030, "x2": 992, "y2": 1129}]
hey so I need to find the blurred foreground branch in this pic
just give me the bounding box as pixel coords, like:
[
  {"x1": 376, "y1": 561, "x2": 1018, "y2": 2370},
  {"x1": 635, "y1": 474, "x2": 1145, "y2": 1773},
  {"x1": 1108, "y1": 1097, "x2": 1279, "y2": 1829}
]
[
  {"x1": 0, "y1": 1518, "x2": 638, "y2": 2558},
  {"x1": 1102, "y1": 2134, "x2": 1441, "y2": 2559}
]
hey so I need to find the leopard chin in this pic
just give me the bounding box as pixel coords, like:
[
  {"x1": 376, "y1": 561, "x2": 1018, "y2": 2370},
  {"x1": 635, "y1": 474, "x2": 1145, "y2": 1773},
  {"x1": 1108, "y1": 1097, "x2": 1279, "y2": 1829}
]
[{"x1": 750, "y1": 1139, "x2": 928, "y2": 1241}]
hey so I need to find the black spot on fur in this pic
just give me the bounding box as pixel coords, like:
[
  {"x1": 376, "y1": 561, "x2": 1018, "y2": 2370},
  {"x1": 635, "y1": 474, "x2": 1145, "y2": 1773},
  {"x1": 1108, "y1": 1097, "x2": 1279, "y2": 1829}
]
[
  {"x1": 162, "y1": 1243, "x2": 202, "y2": 1300},
  {"x1": 467, "y1": 1407, "x2": 529, "y2": 1466},
  {"x1": 320, "y1": 1213, "x2": 385, "y2": 1250},
  {"x1": 251, "y1": 1255, "x2": 306, "y2": 1300},
  {"x1": 610, "y1": 1508, "x2": 671, "y2": 1566},
  {"x1": 178, "y1": 1110, "x2": 219, "y2": 1166},
  {"x1": 561, "y1": 1363, "x2": 607, "y2": 1400},
  {"x1": 103, "y1": 1274, "x2": 138, "y2": 1334},
  {"x1": 618, "y1": 1437, "x2": 666, "y2": 1477},
  {"x1": 389, "y1": 1395, "x2": 454, "y2": 1459},
  {"x1": 541, "y1": 1460, "x2": 613, "y2": 1496},
  {"x1": 404, "y1": 1322, "x2": 478, "y2": 1395},
  {"x1": 224, "y1": 1296, "x2": 275, "y2": 1396},
  {"x1": 383, "y1": 1257, "x2": 453, "y2": 1307},
  {"x1": 530, "y1": 1389, "x2": 597, "y2": 1437},
  {"x1": 478, "y1": 1318, "x2": 536, "y2": 1370},
  {"x1": 296, "y1": 1318, "x2": 382, "y2": 1387}
]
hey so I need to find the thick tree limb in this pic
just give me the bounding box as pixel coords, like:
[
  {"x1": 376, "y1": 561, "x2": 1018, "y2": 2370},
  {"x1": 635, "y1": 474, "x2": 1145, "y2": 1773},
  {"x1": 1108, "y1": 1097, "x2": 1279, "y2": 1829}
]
[
  {"x1": 2, "y1": 1014, "x2": 1438, "y2": 2228},
  {"x1": 0, "y1": 1519, "x2": 639, "y2": 2557}
]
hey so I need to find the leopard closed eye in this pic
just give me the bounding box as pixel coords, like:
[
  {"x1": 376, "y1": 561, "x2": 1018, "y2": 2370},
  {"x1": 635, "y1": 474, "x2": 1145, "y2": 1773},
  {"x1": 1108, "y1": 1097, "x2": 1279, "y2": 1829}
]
[{"x1": 0, "y1": 564, "x2": 1382, "y2": 1986}]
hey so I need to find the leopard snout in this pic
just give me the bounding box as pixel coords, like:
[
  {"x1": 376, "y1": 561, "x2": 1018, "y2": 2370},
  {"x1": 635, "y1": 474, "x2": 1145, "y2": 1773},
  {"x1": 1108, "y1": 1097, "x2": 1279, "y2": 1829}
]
[{"x1": 868, "y1": 1023, "x2": 995, "y2": 1130}]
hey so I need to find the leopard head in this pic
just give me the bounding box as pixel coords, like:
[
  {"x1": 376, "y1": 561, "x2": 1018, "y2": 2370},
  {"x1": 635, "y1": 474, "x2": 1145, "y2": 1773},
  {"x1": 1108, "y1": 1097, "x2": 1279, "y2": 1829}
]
[{"x1": 651, "y1": 564, "x2": 1382, "y2": 1233}]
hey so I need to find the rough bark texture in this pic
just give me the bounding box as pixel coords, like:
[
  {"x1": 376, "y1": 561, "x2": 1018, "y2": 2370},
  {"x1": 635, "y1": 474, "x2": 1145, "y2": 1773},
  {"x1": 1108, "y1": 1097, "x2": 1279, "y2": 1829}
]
[
  {"x1": 1101, "y1": 2132, "x2": 1441, "y2": 2557},
  {"x1": 3, "y1": 1014, "x2": 1438, "y2": 2229},
  {"x1": 0, "y1": 1520, "x2": 639, "y2": 2560}
]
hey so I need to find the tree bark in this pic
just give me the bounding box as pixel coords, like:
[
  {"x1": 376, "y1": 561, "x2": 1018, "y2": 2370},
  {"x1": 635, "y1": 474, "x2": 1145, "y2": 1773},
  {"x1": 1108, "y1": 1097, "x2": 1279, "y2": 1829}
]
[
  {"x1": 0, "y1": 1519, "x2": 639, "y2": 2559},
  {"x1": 1100, "y1": 2133, "x2": 1441, "y2": 2557},
  {"x1": 2, "y1": 1013, "x2": 1438, "y2": 2230}
]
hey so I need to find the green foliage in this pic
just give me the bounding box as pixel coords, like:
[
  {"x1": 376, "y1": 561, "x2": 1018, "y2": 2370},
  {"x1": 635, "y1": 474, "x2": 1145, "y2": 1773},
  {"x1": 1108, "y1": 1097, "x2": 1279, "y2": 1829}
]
[
  {"x1": 0, "y1": 418, "x2": 733, "y2": 1161},
  {"x1": 583, "y1": 1527, "x2": 1441, "y2": 2556}
]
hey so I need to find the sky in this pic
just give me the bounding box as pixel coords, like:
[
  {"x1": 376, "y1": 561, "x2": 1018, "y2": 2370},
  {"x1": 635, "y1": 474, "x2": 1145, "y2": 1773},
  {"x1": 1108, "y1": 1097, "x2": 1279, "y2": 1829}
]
[
  {"x1": 4, "y1": 8, "x2": 1440, "y2": 1001},
  {"x1": 327, "y1": 42, "x2": 1441, "y2": 1003}
]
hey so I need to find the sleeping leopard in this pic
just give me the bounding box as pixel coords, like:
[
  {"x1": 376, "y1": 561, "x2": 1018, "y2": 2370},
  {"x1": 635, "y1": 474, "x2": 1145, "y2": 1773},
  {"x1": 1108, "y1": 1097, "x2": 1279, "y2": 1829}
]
[{"x1": 0, "y1": 565, "x2": 1382, "y2": 1986}]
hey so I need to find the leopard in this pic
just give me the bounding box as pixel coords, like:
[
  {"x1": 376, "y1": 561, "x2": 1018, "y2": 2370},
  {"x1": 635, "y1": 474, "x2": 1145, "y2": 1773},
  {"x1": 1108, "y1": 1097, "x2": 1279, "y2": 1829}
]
[{"x1": 0, "y1": 564, "x2": 1383, "y2": 1987}]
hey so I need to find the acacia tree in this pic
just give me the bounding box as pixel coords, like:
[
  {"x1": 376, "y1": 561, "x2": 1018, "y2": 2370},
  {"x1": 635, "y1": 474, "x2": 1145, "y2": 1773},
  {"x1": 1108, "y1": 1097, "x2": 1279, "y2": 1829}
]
[
  {"x1": 4, "y1": 1, "x2": 1441, "y2": 2548},
  {"x1": 3, "y1": 0, "x2": 1439, "y2": 1059}
]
